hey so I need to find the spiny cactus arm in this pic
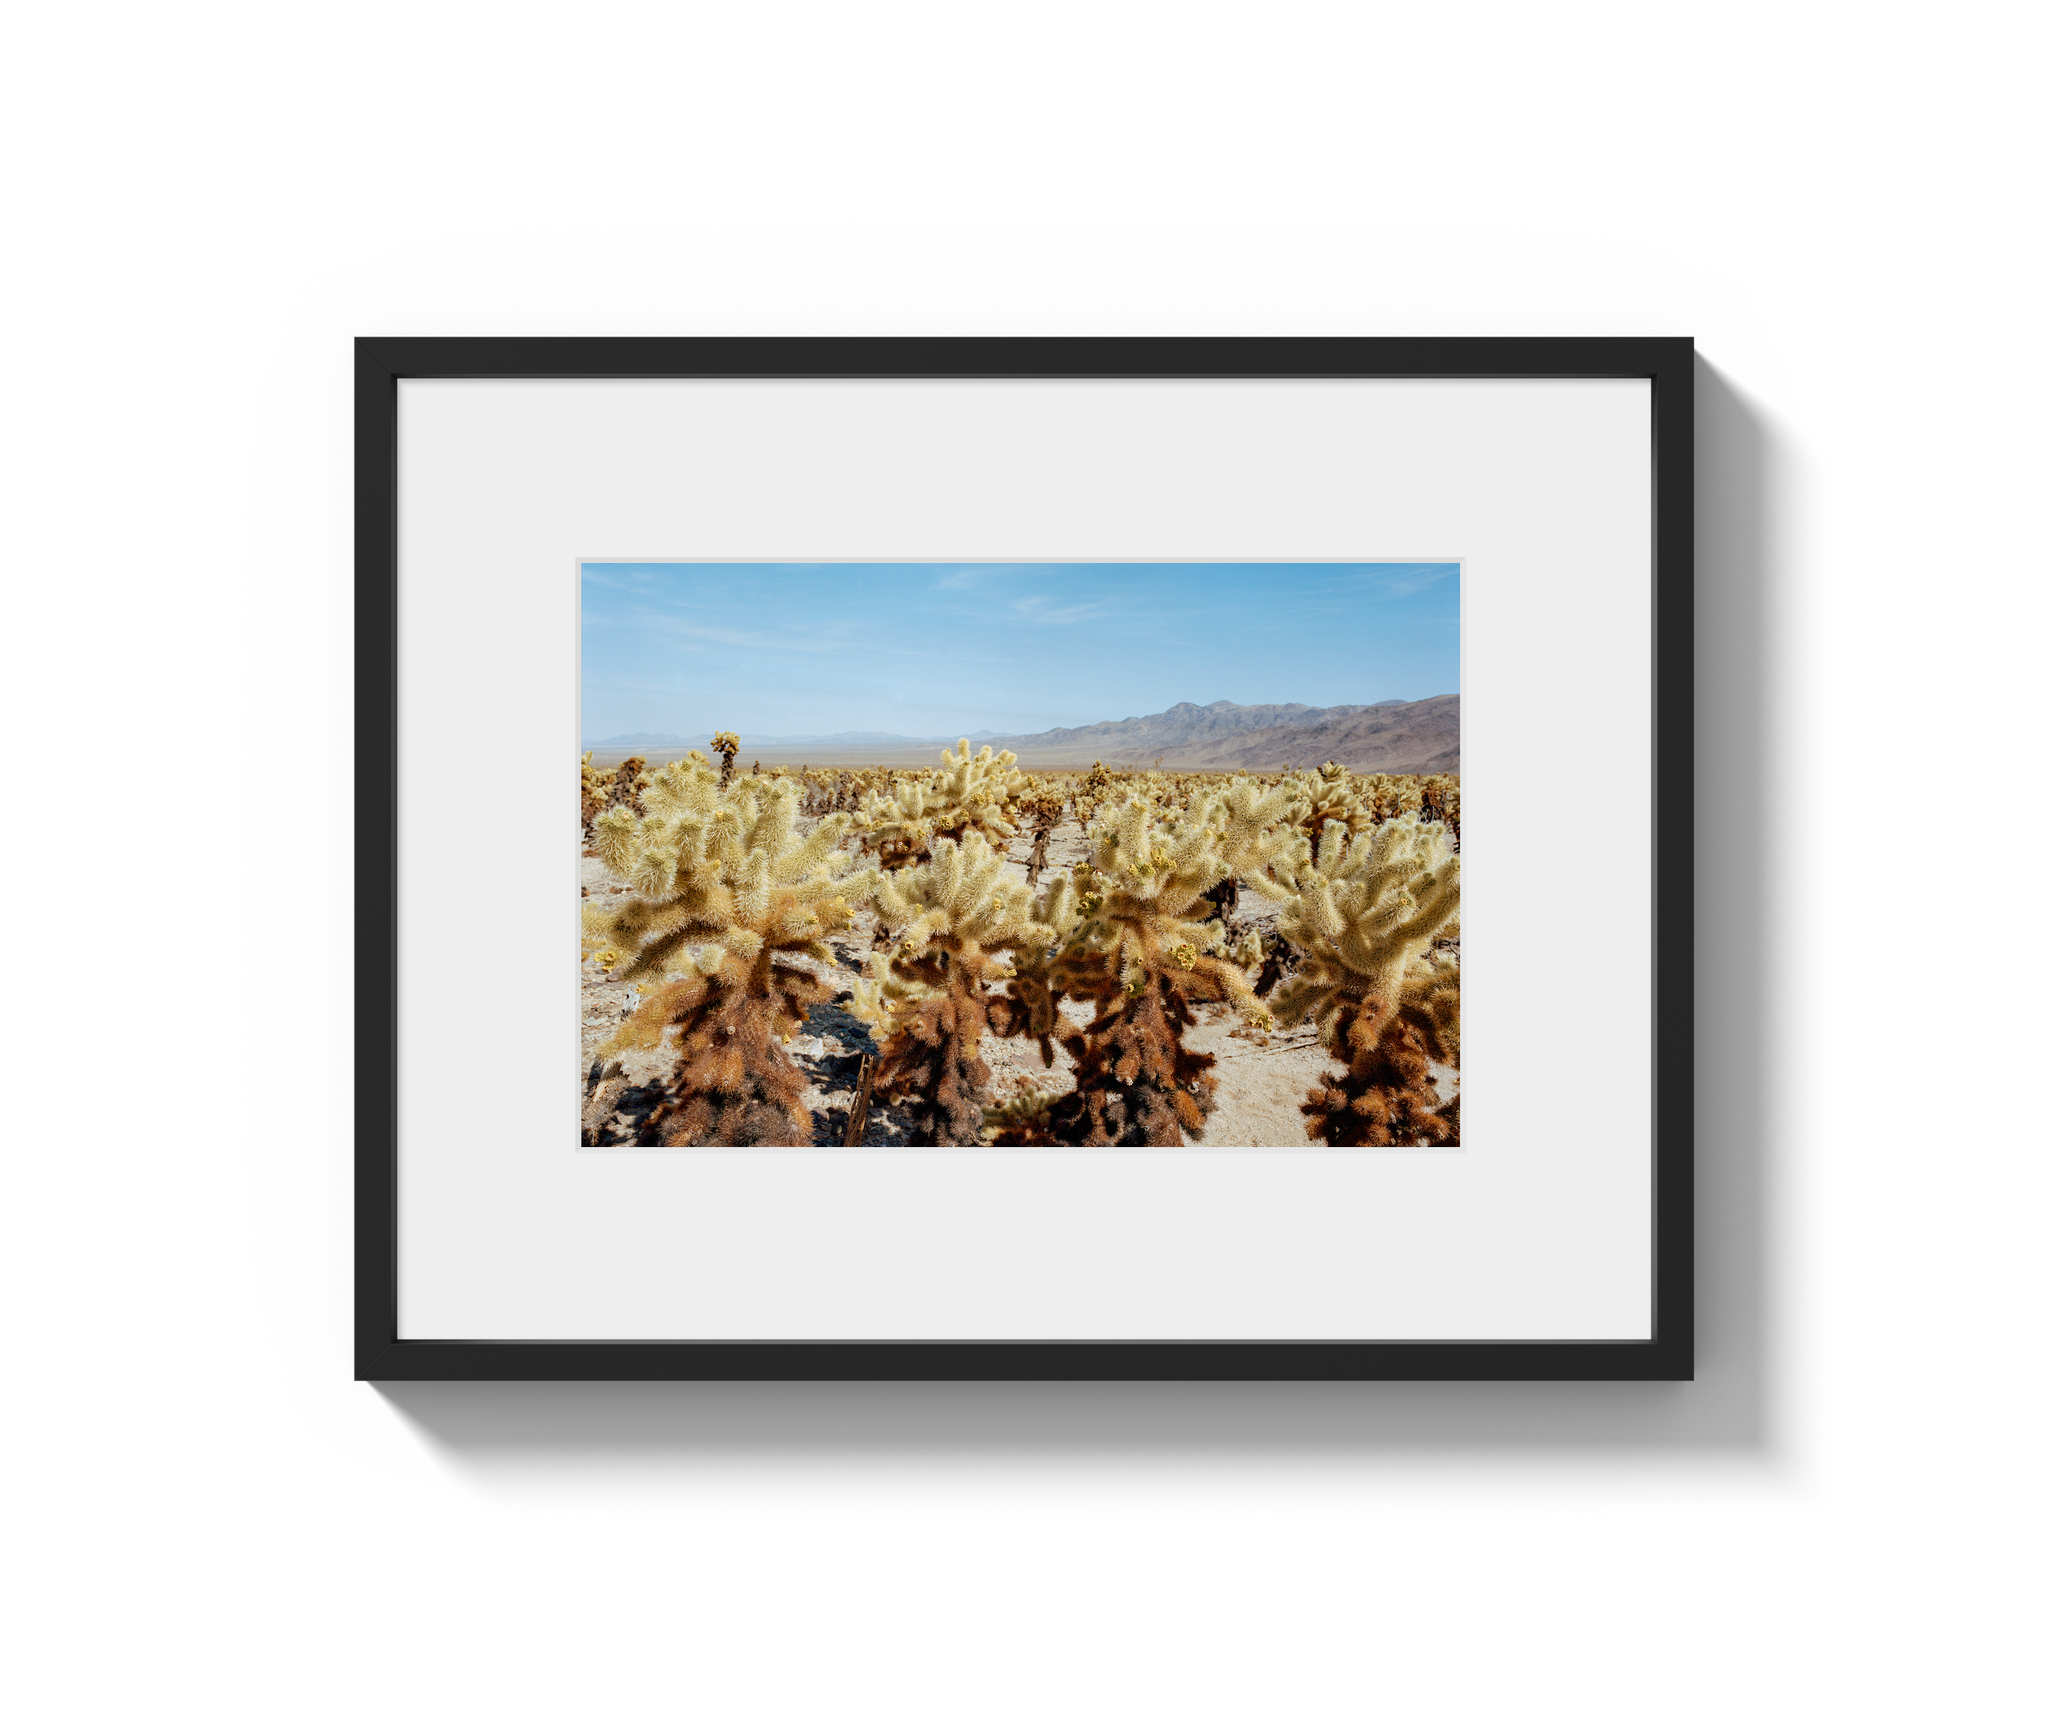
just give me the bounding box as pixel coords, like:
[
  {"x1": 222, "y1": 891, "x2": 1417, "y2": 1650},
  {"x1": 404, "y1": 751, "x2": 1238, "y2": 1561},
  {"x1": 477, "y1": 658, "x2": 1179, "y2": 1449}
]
[
  {"x1": 1337, "y1": 881, "x2": 1459, "y2": 982},
  {"x1": 1267, "y1": 962, "x2": 1342, "y2": 1036},
  {"x1": 975, "y1": 900, "x2": 1057, "y2": 959},
  {"x1": 941, "y1": 881, "x2": 1027, "y2": 952},
  {"x1": 881, "y1": 905, "x2": 954, "y2": 961},
  {"x1": 723, "y1": 845, "x2": 776, "y2": 931},
  {"x1": 962, "y1": 810, "x2": 1018, "y2": 842},
  {"x1": 939, "y1": 739, "x2": 1021, "y2": 794},
  {"x1": 605, "y1": 976, "x2": 712, "y2": 1061},
  {"x1": 1212, "y1": 777, "x2": 1307, "y2": 861},
  {"x1": 639, "y1": 756, "x2": 722, "y2": 815},
  {"x1": 1238, "y1": 861, "x2": 1304, "y2": 906},
  {"x1": 1275, "y1": 871, "x2": 1348, "y2": 956},
  {"x1": 1399, "y1": 951, "x2": 1461, "y2": 1068},
  {"x1": 943, "y1": 853, "x2": 1046, "y2": 953},
  {"x1": 768, "y1": 809, "x2": 857, "y2": 881},
  {"x1": 846, "y1": 962, "x2": 935, "y2": 1038},
  {"x1": 758, "y1": 892, "x2": 862, "y2": 966},
  {"x1": 598, "y1": 952, "x2": 728, "y2": 1056},
  {"x1": 583, "y1": 896, "x2": 732, "y2": 976},
  {"x1": 1029, "y1": 870, "x2": 1082, "y2": 939},
  {"x1": 588, "y1": 802, "x2": 645, "y2": 875},
  {"x1": 741, "y1": 779, "x2": 802, "y2": 860},
  {"x1": 779, "y1": 853, "x2": 876, "y2": 907},
  {"x1": 866, "y1": 874, "x2": 931, "y2": 942}
]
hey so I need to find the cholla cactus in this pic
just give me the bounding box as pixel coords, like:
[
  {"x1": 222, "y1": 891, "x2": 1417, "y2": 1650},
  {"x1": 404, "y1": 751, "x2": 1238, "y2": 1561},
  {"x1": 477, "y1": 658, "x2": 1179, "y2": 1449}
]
[
  {"x1": 1259, "y1": 814, "x2": 1461, "y2": 1147},
  {"x1": 995, "y1": 779, "x2": 1295, "y2": 1148},
  {"x1": 846, "y1": 831, "x2": 1059, "y2": 1147},
  {"x1": 607, "y1": 755, "x2": 650, "y2": 812},
  {"x1": 986, "y1": 871, "x2": 1081, "y2": 1066},
  {"x1": 1224, "y1": 927, "x2": 1268, "y2": 971},
  {"x1": 1362, "y1": 773, "x2": 1426, "y2": 824},
  {"x1": 1419, "y1": 773, "x2": 1461, "y2": 840},
  {"x1": 580, "y1": 752, "x2": 609, "y2": 834},
  {"x1": 711, "y1": 730, "x2": 740, "y2": 788},
  {"x1": 852, "y1": 740, "x2": 1022, "y2": 870},
  {"x1": 583, "y1": 756, "x2": 874, "y2": 1146},
  {"x1": 1013, "y1": 777, "x2": 1067, "y2": 826},
  {"x1": 1287, "y1": 762, "x2": 1369, "y2": 850}
]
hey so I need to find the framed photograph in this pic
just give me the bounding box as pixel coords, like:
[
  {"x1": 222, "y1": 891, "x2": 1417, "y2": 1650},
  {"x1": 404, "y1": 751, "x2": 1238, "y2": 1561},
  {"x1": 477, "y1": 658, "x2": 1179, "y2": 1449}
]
[{"x1": 356, "y1": 337, "x2": 1693, "y2": 1381}]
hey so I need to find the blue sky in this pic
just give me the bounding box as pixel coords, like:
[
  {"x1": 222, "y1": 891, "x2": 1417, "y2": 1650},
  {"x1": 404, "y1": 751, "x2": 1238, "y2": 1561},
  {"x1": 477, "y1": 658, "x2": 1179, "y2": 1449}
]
[{"x1": 580, "y1": 561, "x2": 1459, "y2": 742}]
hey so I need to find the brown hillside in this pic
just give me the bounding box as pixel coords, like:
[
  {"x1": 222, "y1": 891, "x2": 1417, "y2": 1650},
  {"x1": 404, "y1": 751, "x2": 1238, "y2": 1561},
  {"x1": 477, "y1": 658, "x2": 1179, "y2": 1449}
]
[{"x1": 988, "y1": 696, "x2": 1458, "y2": 773}]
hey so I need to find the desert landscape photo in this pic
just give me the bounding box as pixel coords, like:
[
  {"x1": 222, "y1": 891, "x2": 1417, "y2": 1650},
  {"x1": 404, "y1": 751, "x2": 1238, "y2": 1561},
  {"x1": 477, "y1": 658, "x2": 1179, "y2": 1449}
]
[{"x1": 578, "y1": 560, "x2": 1461, "y2": 1148}]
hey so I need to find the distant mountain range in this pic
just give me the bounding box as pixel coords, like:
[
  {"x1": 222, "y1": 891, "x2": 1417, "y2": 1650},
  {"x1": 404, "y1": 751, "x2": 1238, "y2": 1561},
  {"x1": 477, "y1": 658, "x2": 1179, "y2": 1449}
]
[
  {"x1": 587, "y1": 696, "x2": 1457, "y2": 773},
  {"x1": 983, "y1": 697, "x2": 1458, "y2": 773}
]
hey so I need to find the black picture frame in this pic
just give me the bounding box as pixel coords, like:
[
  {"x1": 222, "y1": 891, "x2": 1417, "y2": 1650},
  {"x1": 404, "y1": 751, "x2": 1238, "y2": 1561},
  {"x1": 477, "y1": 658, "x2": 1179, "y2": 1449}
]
[{"x1": 356, "y1": 336, "x2": 1694, "y2": 1382}]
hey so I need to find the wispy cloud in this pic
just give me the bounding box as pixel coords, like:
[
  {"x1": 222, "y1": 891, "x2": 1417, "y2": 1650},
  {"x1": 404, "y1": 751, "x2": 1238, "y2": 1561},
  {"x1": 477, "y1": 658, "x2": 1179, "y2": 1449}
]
[
  {"x1": 1010, "y1": 594, "x2": 1107, "y2": 626},
  {"x1": 931, "y1": 564, "x2": 1066, "y2": 592},
  {"x1": 592, "y1": 604, "x2": 954, "y2": 667},
  {"x1": 608, "y1": 609, "x2": 869, "y2": 657},
  {"x1": 580, "y1": 566, "x2": 675, "y2": 596},
  {"x1": 1359, "y1": 563, "x2": 1460, "y2": 598}
]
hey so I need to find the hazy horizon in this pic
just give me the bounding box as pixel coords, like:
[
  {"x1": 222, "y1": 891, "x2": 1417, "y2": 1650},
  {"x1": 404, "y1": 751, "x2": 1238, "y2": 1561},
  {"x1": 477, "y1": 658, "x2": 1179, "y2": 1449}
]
[{"x1": 580, "y1": 560, "x2": 1459, "y2": 746}]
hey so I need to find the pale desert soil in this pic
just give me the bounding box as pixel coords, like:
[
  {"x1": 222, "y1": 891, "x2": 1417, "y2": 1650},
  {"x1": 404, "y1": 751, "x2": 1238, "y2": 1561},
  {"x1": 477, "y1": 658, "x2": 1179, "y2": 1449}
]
[{"x1": 579, "y1": 815, "x2": 1456, "y2": 1147}]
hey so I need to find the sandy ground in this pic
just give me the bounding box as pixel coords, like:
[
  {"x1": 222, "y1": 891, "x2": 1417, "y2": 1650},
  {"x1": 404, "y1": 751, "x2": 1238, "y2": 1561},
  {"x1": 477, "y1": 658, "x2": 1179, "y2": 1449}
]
[{"x1": 580, "y1": 814, "x2": 1456, "y2": 1147}]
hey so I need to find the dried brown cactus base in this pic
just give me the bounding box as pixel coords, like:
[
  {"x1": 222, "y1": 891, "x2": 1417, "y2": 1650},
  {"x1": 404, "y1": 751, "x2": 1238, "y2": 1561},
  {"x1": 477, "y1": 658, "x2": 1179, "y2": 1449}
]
[
  {"x1": 634, "y1": 1072, "x2": 811, "y2": 1154},
  {"x1": 993, "y1": 981, "x2": 1219, "y2": 1148},
  {"x1": 872, "y1": 990, "x2": 994, "y2": 1148},
  {"x1": 631, "y1": 963, "x2": 834, "y2": 1147},
  {"x1": 982, "y1": 1099, "x2": 1067, "y2": 1147},
  {"x1": 1302, "y1": 1015, "x2": 1458, "y2": 1148},
  {"x1": 1036, "y1": 1073, "x2": 1217, "y2": 1149}
]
